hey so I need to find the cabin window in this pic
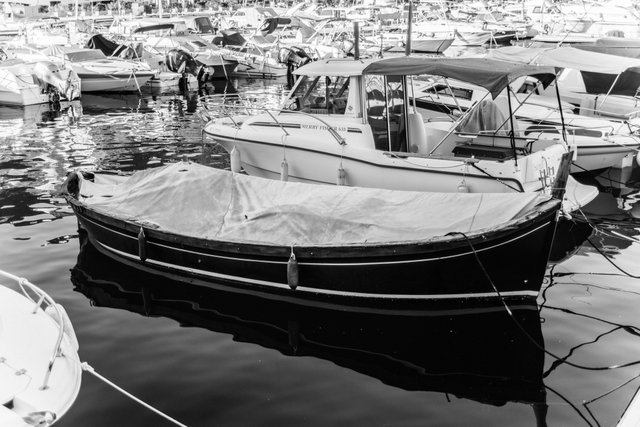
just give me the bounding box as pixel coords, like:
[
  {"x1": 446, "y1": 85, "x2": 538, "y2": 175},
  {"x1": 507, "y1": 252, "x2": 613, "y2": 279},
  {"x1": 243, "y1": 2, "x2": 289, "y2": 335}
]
[{"x1": 286, "y1": 75, "x2": 350, "y2": 114}]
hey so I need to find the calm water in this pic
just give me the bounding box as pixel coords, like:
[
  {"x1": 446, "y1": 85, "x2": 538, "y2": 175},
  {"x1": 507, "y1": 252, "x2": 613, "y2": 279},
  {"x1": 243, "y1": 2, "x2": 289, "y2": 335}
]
[{"x1": 1, "y1": 77, "x2": 640, "y2": 427}]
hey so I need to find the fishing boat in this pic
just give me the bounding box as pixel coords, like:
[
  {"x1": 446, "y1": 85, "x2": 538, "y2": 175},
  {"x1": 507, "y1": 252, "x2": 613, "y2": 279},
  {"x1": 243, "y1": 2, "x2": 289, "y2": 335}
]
[
  {"x1": 202, "y1": 56, "x2": 596, "y2": 213},
  {"x1": 63, "y1": 158, "x2": 569, "y2": 307},
  {"x1": 70, "y1": 236, "x2": 547, "y2": 415},
  {"x1": 0, "y1": 269, "x2": 82, "y2": 426}
]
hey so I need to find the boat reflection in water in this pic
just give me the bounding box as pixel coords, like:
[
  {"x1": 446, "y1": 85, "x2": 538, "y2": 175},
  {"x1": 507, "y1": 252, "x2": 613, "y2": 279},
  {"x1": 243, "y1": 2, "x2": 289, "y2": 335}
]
[{"x1": 71, "y1": 234, "x2": 549, "y2": 424}]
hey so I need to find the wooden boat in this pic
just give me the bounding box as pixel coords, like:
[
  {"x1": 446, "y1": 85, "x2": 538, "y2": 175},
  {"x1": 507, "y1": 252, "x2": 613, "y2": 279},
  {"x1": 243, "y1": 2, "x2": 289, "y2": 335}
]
[
  {"x1": 0, "y1": 270, "x2": 82, "y2": 426},
  {"x1": 71, "y1": 236, "x2": 547, "y2": 414},
  {"x1": 63, "y1": 158, "x2": 570, "y2": 306}
]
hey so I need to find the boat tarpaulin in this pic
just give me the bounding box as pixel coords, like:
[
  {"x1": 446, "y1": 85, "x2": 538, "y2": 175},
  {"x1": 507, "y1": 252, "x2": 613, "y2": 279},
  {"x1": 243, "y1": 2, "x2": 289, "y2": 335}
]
[
  {"x1": 362, "y1": 57, "x2": 557, "y2": 99},
  {"x1": 75, "y1": 163, "x2": 552, "y2": 247}
]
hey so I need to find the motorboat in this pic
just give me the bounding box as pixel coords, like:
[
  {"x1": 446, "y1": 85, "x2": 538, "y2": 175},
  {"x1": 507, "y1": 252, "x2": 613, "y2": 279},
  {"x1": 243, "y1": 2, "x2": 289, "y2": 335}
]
[
  {"x1": 63, "y1": 159, "x2": 568, "y2": 305},
  {"x1": 212, "y1": 30, "x2": 291, "y2": 78},
  {"x1": 0, "y1": 269, "x2": 82, "y2": 426},
  {"x1": 409, "y1": 71, "x2": 640, "y2": 172},
  {"x1": 85, "y1": 34, "x2": 198, "y2": 91},
  {"x1": 70, "y1": 236, "x2": 547, "y2": 417},
  {"x1": 131, "y1": 23, "x2": 239, "y2": 80},
  {"x1": 488, "y1": 46, "x2": 640, "y2": 120},
  {"x1": 0, "y1": 50, "x2": 80, "y2": 105},
  {"x1": 41, "y1": 46, "x2": 155, "y2": 93},
  {"x1": 202, "y1": 56, "x2": 597, "y2": 213}
]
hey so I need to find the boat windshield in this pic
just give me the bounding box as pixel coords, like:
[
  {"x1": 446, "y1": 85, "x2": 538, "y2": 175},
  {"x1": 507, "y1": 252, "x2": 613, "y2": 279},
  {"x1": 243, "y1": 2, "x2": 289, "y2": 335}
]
[
  {"x1": 286, "y1": 75, "x2": 350, "y2": 114},
  {"x1": 66, "y1": 50, "x2": 107, "y2": 62}
]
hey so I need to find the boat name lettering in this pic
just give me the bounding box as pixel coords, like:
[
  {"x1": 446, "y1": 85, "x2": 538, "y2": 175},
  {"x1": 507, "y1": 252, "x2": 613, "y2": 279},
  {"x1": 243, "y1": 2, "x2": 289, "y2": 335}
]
[{"x1": 301, "y1": 124, "x2": 347, "y2": 132}]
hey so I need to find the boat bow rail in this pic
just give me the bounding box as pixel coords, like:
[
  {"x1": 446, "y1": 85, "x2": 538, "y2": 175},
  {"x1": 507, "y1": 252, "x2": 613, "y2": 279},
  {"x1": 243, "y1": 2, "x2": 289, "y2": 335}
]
[
  {"x1": 201, "y1": 95, "x2": 348, "y2": 146},
  {"x1": 0, "y1": 270, "x2": 77, "y2": 391}
]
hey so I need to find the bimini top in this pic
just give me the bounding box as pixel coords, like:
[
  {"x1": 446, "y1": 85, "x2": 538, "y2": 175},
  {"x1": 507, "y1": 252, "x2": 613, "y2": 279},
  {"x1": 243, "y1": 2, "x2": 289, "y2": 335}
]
[
  {"x1": 295, "y1": 56, "x2": 556, "y2": 99},
  {"x1": 488, "y1": 45, "x2": 640, "y2": 75},
  {"x1": 362, "y1": 57, "x2": 557, "y2": 99}
]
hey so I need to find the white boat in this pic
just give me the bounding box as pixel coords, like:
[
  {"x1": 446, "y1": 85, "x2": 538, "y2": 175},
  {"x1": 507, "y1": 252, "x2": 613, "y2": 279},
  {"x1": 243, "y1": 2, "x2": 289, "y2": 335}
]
[
  {"x1": 42, "y1": 46, "x2": 155, "y2": 93},
  {"x1": 0, "y1": 269, "x2": 81, "y2": 426},
  {"x1": 410, "y1": 75, "x2": 640, "y2": 172},
  {"x1": 0, "y1": 52, "x2": 80, "y2": 105},
  {"x1": 487, "y1": 45, "x2": 640, "y2": 120},
  {"x1": 202, "y1": 56, "x2": 597, "y2": 213}
]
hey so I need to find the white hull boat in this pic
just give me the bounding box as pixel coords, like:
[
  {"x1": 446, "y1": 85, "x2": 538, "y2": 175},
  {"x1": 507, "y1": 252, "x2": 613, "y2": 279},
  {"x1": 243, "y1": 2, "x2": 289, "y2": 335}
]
[
  {"x1": 0, "y1": 58, "x2": 81, "y2": 106},
  {"x1": 0, "y1": 270, "x2": 81, "y2": 426},
  {"x1": 409, "y1": 76, "x2": 640, "y2": 172},
  {"x1": 42, "y1": 47, "x2": 154, "y2": 93},
  {"x1": 203, "y1": 57, "x2": 598, "y2": 213}
]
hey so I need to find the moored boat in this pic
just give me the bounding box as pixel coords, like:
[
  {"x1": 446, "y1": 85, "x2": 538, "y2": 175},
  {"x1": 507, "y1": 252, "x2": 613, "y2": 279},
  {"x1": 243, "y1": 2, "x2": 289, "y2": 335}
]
[
  {"x1": 71, "y1": 236, "x2": 547, "y2": 413},
  {"x1": 0, "y1": 269, "x2": 82, "y2": 426},
  {"x1": 63, "y1": 159, "x2": 569, "y2": 306},
  {"x1": 202, "y1": 56, "x2": 596, "y2": 213}
]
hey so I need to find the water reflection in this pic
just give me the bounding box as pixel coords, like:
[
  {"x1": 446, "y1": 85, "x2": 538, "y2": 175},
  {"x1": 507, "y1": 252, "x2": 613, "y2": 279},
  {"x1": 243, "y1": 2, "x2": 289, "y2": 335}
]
[{"x1": 72, "y1": 233, "x2": 548, "y2": 422}]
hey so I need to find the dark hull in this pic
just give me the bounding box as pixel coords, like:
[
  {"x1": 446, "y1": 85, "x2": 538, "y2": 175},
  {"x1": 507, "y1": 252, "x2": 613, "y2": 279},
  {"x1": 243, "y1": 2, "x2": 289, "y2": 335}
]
[
  {"x1": 71, "y1": 236, "x2": 547, "y2": 408},
  {"x1": 67, "y1": 192, "x2": 560, "y2": 307}
]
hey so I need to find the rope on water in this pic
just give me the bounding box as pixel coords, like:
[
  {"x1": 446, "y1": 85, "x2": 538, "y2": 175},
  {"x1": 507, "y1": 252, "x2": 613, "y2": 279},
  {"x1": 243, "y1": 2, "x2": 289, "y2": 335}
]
[
  {"x1": 451, "y1": 232, "x2": 640, "y2": 372},
  {"x1": 81, "y1": 362, "x2": 189, "y2": 427}
]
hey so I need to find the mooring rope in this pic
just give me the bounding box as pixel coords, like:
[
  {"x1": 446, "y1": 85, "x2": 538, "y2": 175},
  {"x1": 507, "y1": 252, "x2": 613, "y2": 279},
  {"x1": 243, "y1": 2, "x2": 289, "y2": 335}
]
[
  {"x1": 81, "y1": 362, "x2": 188, "y2": 427},
  {"x1": 450, "y1": 232, "x2": 640, "y2": 372}
]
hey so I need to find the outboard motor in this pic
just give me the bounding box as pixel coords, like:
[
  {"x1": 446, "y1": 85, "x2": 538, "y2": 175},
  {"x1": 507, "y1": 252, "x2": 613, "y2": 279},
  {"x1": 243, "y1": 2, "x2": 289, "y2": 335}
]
[
  {"x1": 33, "y1": 61, "x2": 81, "y2": 102},
  {"x1": 278, "y1": 46, "x2": 313, "y2": 88},
  {"x1": 165, "y1": 49, "x2": 208, "y2": 90}
]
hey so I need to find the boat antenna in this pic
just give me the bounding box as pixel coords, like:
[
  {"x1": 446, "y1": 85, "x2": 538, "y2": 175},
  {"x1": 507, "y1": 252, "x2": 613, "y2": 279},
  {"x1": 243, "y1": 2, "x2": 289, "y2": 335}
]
[{"x1": 405, "y1": 1, "x2": 413, "y2": 56}]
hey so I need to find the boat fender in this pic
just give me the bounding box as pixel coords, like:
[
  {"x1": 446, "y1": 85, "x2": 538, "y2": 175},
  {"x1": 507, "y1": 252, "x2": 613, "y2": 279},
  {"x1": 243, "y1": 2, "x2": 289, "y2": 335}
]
[
  {"x1": 138, "y1": 227, "x2": 147, "y2": 263},
  {"x1": 287, "y1": 248, "x2": 299, "y2": 290},
  {"x1": 281, "y1": 158, "x2": 289, "y2": 181},
  {"x1": 457, "y1": 179, "x2": 469, "y2": 193},
  {"x1": 230, "y1": 146, "x2": 241, "y2": 173},
  {"x1": 569, "y1": 143, "x2": 578, "y2": 161},
  {"x1": 337, "y1": 165, "x2": 346, "y2": 186}
]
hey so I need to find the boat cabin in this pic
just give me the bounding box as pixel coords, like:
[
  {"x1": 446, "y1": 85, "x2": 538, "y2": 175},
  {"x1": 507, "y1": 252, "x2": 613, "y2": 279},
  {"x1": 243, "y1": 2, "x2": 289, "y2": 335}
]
[{"x1": 285, "y1": 57, "x2": 559, "y2": 155}]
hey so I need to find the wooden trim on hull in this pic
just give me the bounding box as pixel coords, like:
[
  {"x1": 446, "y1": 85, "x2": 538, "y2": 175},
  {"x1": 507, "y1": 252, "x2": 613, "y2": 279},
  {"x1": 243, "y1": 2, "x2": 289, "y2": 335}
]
[{"x1": 69, "y1": 197, "x2": 559, "y2": 303}]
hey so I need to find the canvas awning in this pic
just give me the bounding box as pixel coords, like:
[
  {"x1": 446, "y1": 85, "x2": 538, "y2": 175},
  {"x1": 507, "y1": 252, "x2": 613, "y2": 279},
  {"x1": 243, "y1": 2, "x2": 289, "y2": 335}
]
[
  {"x1": 488, "y1": 45, "x2": 640, "y2": 96},
  {"x1": 362, "y1": 57, "x2": 557, "y2": 99}
]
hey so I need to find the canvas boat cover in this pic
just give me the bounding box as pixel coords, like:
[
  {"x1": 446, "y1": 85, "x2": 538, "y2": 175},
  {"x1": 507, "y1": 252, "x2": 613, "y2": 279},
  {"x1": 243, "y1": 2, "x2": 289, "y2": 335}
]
[{"x1": 74, "y1": 162, "x2": 553, "y2": 247}]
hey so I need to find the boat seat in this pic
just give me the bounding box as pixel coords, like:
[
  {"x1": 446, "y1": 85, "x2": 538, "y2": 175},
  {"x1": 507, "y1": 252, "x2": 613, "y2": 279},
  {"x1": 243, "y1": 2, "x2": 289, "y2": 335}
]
[
  {"x1": 0, "y1": 362, "x2": 29, "y2": 407},
  {"x1": 0, "y1": 404, "x2": 24, "y2": 425},
  {"x1": 407, "y1": 112, "x2": 428, "y2": 153}
]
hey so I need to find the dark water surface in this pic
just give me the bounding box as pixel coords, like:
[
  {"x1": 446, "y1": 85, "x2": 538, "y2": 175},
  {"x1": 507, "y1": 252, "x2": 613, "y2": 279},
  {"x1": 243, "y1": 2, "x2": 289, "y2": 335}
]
[{"x1": 1, "y1": 77, "x2": 640, "y2": 427}]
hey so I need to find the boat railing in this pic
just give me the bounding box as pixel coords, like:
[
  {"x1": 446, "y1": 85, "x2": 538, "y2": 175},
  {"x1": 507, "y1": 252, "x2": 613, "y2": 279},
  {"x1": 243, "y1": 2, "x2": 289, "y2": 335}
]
[
  {"x1": 0, "y1": 269, "x2": 68, "y2": 391},
  {"x1": 201, "y1": 94, "x2": 346, "y2": 146}
]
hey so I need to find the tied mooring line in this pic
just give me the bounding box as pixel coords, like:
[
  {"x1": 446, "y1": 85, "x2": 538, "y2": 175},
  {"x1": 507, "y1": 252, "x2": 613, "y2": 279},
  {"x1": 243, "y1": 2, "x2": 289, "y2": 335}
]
[{"x1": 81, "y1": 362, "x2": 189, "y2": 427}]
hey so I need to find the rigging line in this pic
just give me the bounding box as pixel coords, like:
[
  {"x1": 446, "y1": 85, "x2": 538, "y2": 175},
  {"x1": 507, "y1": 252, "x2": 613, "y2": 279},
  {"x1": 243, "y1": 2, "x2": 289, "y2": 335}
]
[
  {"x1": 582, "y1": 237, "x2": 640, "y2": 279},
  {"x1": 547, "y1": 384, "x2": 597, "y2": 427},
  {"x1": 451, "y1": 232, "x2": 640, "y2": 373},
  {"x1": 583, "y1": 372, "x2": 640, "y2": 405},
  {"x1": 542, "y1": 304, "x2": 640, "y2": 336},
  {"x1": 469, "y1": 163, "x2": 523, "y2": 192}
]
